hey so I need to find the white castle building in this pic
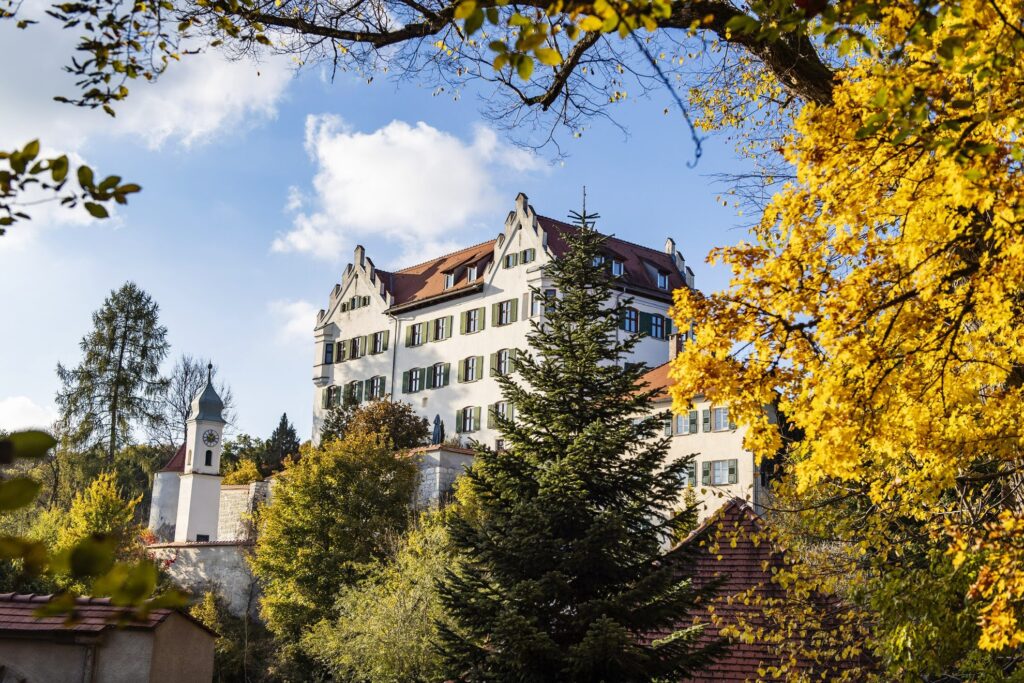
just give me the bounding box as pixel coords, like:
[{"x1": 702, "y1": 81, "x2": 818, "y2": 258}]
[{"x1": 313, "y1": 193, "x2": 767, "y2": 518}]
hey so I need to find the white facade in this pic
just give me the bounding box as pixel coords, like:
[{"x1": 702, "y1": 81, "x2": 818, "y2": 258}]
[
  {"x1": 312, "y1": 193, "x2": 696, "y2": 445},
  {"x1": 147, "y1": 469, "x2": 180, "y2": 541}
]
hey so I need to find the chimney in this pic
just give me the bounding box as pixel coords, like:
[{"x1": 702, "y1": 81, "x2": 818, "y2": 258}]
[{"x1": 668, "y1": 332, "x2": 685, "y2": 360}]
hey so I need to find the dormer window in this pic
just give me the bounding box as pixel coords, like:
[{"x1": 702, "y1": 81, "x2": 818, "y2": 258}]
[
  {"x1": 467, "y1": 265, "x2": 478, "y2": 281},
  {"x1": 657, "y1": 272, "x2": 669, "y2": 290},
  {"x1": 611, "y1": 260, "x2": 624, "y2": 277},
  {"x1": 444, "y1": 272, "x2": 455, "y2": 290},
  {"x1": 592, "y1": 255, "x2": 605, "y2": 267}
]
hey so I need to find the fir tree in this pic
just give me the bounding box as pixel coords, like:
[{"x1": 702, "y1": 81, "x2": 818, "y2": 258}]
[
  {"x1": 56, "y1": 282, "x2": 169, "y2": 463},
  {"x1": 438, "y1": 217, "x2": 721, "y2": 681},
  {"x1": 263, "y1": 413, "x2": 300, "y2": 474}
]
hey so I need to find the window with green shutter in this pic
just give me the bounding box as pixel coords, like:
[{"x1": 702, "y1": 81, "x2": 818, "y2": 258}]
[
  {"x1": 472, "y1": 406, "x2": 481, "y2": 431},
  {"x1": 728, "y1": 459, "x2": 738, "y2": 484},
  {"x1": 689, "y1": 410, "x2": 698, "y2": 433},
  {"x1": 684, "y1": 461, "x2": 696, "y2": 487},
  {"x1": 402, "y1": 370, "x2": 411, "y2": 393},
  {"x1": 701, "y1": 462, "x2": 711, "y2": 486},
  {"x1": 504, "y1": 253, "x2": 518, "y2": 268},
  {"x1": 639, "y1": 311, "x2": 653, "y2": 336},
  {"x1": 702, "y1": 409, "x2": 711, "y2": 432},
  {"x1": 663, "y1": 419, "x2": 672, "y2": 436},
  {"x1": 521, "y1": 248, "x2": 535, "y2": 263}
]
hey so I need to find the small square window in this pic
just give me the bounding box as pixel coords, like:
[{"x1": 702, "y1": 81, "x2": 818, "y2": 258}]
[
  {"x1": 657, "y1": 272, "x2": 670, "y2": 290},
  {"x1": 444, "y1": 272, "x2": 455, "y2": 289},
  {"x1": 196, "y1": 534, "x2": 210, "y2": 542},
  {"x1": 468, "y1": 266, "x2": 478, "y2": 281},
  {"x1": 611, "y1": 260, "x2": 624, "y2": 277},
  {"x1": 592, "y1": 255, "x2": 605, "y2": 267}
]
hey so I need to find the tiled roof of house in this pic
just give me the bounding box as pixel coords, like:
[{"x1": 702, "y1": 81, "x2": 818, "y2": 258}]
[
  {"x1": 638, "y1": 361, "x2": 673, "y2": 401},
  {"x1": 158, "y1": 444, "x2": 186, "y2": 473},
  {"x1": 0, "y1": 593, "x2": 217, "y2": 638},
  {"x1": 663, "y1": 500, "x2": 865, "y2": 681},
  {"x1": 377, "y1": 215, "x2": 686, "y2": 309}
]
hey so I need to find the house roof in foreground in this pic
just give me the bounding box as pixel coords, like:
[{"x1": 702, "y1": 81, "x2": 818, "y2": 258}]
[{"x1": 0, "y1": 593, "x2": 217, "y2": 638}]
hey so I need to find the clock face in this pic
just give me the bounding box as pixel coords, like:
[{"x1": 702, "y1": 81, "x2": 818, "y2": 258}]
[{"x1": 202, "y1": 429, "x2": 220, "y2": 447}]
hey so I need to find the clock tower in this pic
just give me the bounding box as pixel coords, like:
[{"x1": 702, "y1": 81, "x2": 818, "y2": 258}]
[{"x1": 174, "y1": 364, "x2": 226, "y2": 543}]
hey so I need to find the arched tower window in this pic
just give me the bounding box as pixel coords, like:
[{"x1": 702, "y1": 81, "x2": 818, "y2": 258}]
[{"x1": 205, "y1": 450, "x2": 213, "y2": 467}]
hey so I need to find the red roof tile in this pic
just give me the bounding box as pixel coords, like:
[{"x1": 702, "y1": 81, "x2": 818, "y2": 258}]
[
  {"x1": 639, "y1": 361, "x2": 673, "y2": 401},
  {"x1": 158, "y1": 444, "x2": 186, "y2": 473},
  {"x1": 378, "y1": 214, "x2": 687, "y2": 310},
  {"x1": 0, "y1": 593, "x2": 216, "y2": 638}
]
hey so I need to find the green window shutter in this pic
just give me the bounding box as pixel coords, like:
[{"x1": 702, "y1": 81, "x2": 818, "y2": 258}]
[
  {"x1": 479, "y1": 307, "x2": 486, "y2": 330},
  {"x1": 442, "y1": 363, "x2": 451, "y2": 386},
  {"x1": 354, "y1": 382, "x2": 364, "y2": 403},
  {"x1": 618, "y1": 310, "x2": 627, "y2": 331},
  {"x1": 475, "y1": 356, "x2": 484, "y2": 381},
  {"x1": 379, "y1": 376, "x2": 386, "y2": 396},
  {"x1": 701, "y1": 462, "x2": 711, "y2": 486},
  {"x1": 426, "y1": 320, "x2": 436, "y2": 343},
  {"x1": 457, "y1": 359, "x2": 466, "y2": 383},
  {"x1": 663, "y1": 419, "x2": 672, "y2": 436},
  {"x1": 509, "y1": 403, "x2": 515, "y2": 421},
  {"x1": 491, "y1": 302, "x2": 500, "y2": 325},
  {"x1": 639, "y1": 312, "x2": 653, "y2": 336},
  {"x1": 405, "y1": 326, "x2": 413, "y2": 347},
  {"x1": 728, "y1": 411, "x2": 737, "y2": 430},
  {"x1": 460, "y1": 311, "x2": 468, "y2": 334},
  {"x1": 322, "y1": 388, "x2": 329, "y2": 409},
  {"x1": 381, "y1": 330, "x2": 389, "y2": 351},
  {"x1": 522, "y1": 292, "x2": 529, "y2": 318},
  {"x1": 728, "y1": 459, "x2": 738, "y2": 484},
  {"x1": 686, "y1": 462, "x2": 696, "y2": 487},
  {"x1": 425, "y1": 366, "x2": 435, "y2": 390},
  {"x1": 472, "y1": 406, "x2": 481, "y2": 431},
  {"x1": 362, "y1": 379, "x2": 372, "y2": 400},
  {"x1": 402, "y1": 371, "x2": 410, "y2": 393},
  {"x1": 702, "y1": 409, "x2": 711, "y2": 432},
  {"x1": 455, "y1": 410, "x2": 463, "y2": 433},
  {"x1": 689, "y1": 410, "x2": 698, "y2": 434},
  {"x1": 509, "y1": 298, "x2": 518, "y2": 323},
  {"x1": 490, "y1": 352, "x2": 498, "y2": 376},
  {"x1": 363, "y1": 335, "x2": 372, "y2": 357},
  {"x1": 336, "y1": 341, "x2": 346, "y2": 362},
  {"x1": 443, "y1": 316, "x2": 453, "y2": 339},
  {"x1": 487, "y1": 404, "x2": 496, "y2": 429}
]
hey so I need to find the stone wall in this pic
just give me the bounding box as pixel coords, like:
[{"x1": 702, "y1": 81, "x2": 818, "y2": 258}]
[
  {"x1": 414, "y1": 447, "x2": 475, "y2": 508},
  {"x1": 217, "y1": 481, "x2": 272, "y2": 542},
  {"x1": 148, "y1": 542, "x2": 258, "y2": 618}
]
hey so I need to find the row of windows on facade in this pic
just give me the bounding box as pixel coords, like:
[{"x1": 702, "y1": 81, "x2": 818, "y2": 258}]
[
  {"x1": 660, "y1": 407, "x2": 736, "y2": 436},
  {"x1": 340, "y1": 295, "x2": 372, "y2": 313},
  {"x1": 676, "y1": 458, "x2": 740, "y2": 487},
  {"x1": 619, "y1": 308, "x2": 672, "y2": 339},
  {"x1": 455, "y1": 401, "x2": 514, "y2": 433},
  {"x1": 592, "y1": 255, "x2": 672, "y2": 290},
  {"x1": 323, "y1": 349, "x2": 520, "y2": 409},
  {"x1": 322, "y1": 293, "x2": 555, "y2": 365},
  {"x1": 442, "y1": 248, "x2": 538, "y2": 290}
]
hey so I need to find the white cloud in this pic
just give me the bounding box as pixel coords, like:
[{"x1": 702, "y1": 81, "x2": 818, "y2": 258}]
[
  {"x1": 0, "y1": 5, "x2": 292, "y2": 154},
  {"x1": 268, "y1": 299, "x2": 318, "y2": 344},
  {"x1": 0, "y1": 396, "x2": 58, "y2": 432},
  {"x1": 272, "y1": 116, "x2": 546, "y2": 261}
]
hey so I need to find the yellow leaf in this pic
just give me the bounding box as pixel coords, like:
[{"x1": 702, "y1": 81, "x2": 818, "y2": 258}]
[{"x1": 534, "y1": 47, "x2": 562, "y2": 66}]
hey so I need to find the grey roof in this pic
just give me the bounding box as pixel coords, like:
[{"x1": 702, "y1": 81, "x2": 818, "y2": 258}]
[{"x1": 189, "y1": 365, "x2": 226, "y2": 423}]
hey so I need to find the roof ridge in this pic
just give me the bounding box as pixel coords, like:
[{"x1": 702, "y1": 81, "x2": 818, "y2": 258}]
[
  {"x1": 538, "y1": 215, "x2": 674, "y2": 260},
  {"x1": 392, "y1": 238, "x2": 497, "y2": 274}
]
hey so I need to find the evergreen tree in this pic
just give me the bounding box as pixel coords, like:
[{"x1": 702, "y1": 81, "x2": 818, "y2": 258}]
[
  {"x1": 56, "y1": 282, "x2": 169, "y2": 463},
  {"x1": 263, "y1": 413, "x2": 300, "y2": 474},
  {"x1": 438, "y1": 219, "x2": 721, "y2": 681}
]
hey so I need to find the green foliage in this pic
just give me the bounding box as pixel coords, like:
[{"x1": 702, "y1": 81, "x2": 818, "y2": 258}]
[
  {"x1": 262, "y1": 413, "x2": 300, "y2": 474},
  {"x1": 0, "y1": 430, "x2": 184, "y2": 618},
  {"x1": 56, "y1": 282, "x2": 169, "y2": 463},
  {"x1": 304, "y1": 511, "x2": 453, "y2": 682},
  {"x1": 320, "y1": 398, "x2": 430, "y2": 450},
  {"x1": 222, "y1": 459, "x2": 262, "y2": 485},
  {"x1": 190, "y1": 591, "x2": 275, "y2": 682},
  {"x1": 0, "y1": 139, "x2": 140, "y2": 233},
  {"x1": 438, "y1": 222, "x2": 719, "y2": 681},
  {"x1": 220, "y1": 433, "x2": 266, "y2": 474},
  {"x1": 250, "y1": 431, "x2": 419, "y2": 674}
]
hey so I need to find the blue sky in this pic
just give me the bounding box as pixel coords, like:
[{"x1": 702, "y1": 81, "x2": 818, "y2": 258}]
[{"x1": 0, "y1": 14, "x2": 754, "y2": 441}]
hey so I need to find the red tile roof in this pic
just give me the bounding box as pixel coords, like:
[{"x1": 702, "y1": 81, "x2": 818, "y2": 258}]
[
  {"x1": 639, "y1": 361, "x2": 673, "y2": 401},
  {"x1": 663, "y1": 500, "x2": 866, "y2": 681},
  {"x1": 378, "y1": 215, "x2": 686, "y2": 310},
  {"x1": 0, "y1": 593, "x2": 216, "y2": 638},
  {"x1": 158, "y1": 444, "x2": 186, "y2": 473}
]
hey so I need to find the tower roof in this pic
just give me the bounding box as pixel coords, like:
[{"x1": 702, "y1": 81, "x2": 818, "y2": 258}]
[{"x1": 189, "y1": 364, "x2": 226, "y2": 423}]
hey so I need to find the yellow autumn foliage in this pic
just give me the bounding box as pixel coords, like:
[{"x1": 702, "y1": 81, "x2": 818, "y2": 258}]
[{"x1": 671, "y1": 0, "x2": 1024, "y2": 659}]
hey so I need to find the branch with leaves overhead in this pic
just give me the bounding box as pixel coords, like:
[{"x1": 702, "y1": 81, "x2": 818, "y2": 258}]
[{"x1": 0, "y1": 140, "x2": 140, "y2": 233}]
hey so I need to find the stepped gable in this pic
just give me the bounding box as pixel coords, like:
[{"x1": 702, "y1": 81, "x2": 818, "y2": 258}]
[
  {"x1": 538, "y1": 216, "x2": 687, "y2": 295},
  {"x1": 158, "y1": 444, "x2": 186, "y2": 473},
  {"x1": 0, "y1": 593, "x2": 216, "y2": 636},
  {"x1": 666, "y1": 499, "x2": 865, "y2": 682}
]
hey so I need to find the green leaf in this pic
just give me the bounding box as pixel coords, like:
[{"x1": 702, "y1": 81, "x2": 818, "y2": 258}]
[
  {"x1": 68, "y1": 535, "x2": 117, "y2": 578},
  {"x1": 516, "y1": 55, "x2": 534, "y2": 81},
  {"x1": 77, "y1": 165, "x2": 95, "y2": 189},
  {"x1": 51, "y1": 156, "x2": 69, "y2": 183},
  {"x1": 535, "y1": 47, "x2": 563, "y2": 66},
  {"x1": 5, "y1": 430, "x2": 57, "y2": 460},
  {"x1": 84, "y1": 202, "x2": 109, "y2": 218},
  {"x1": 98, "y1": 175, "x2": 121, "y2": 193},
  {"x1": 21, "y1": 140, "x2": 40, "y2": 160},
  {"x1": 464, "y1": 8, "x2": 484, "y2": 35},
  {"x1": 724, "y1": 14, "x2": 759, "y2": 34},
  {"x1": 453, "y1": 0, "x2": 475, "y2": 19},
  {"x1": 488, "y1": 40, "x2": 508, "y2": 53},
  {"x1": 0, "y1": 478, "x2": 41, "y2": 511}
]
